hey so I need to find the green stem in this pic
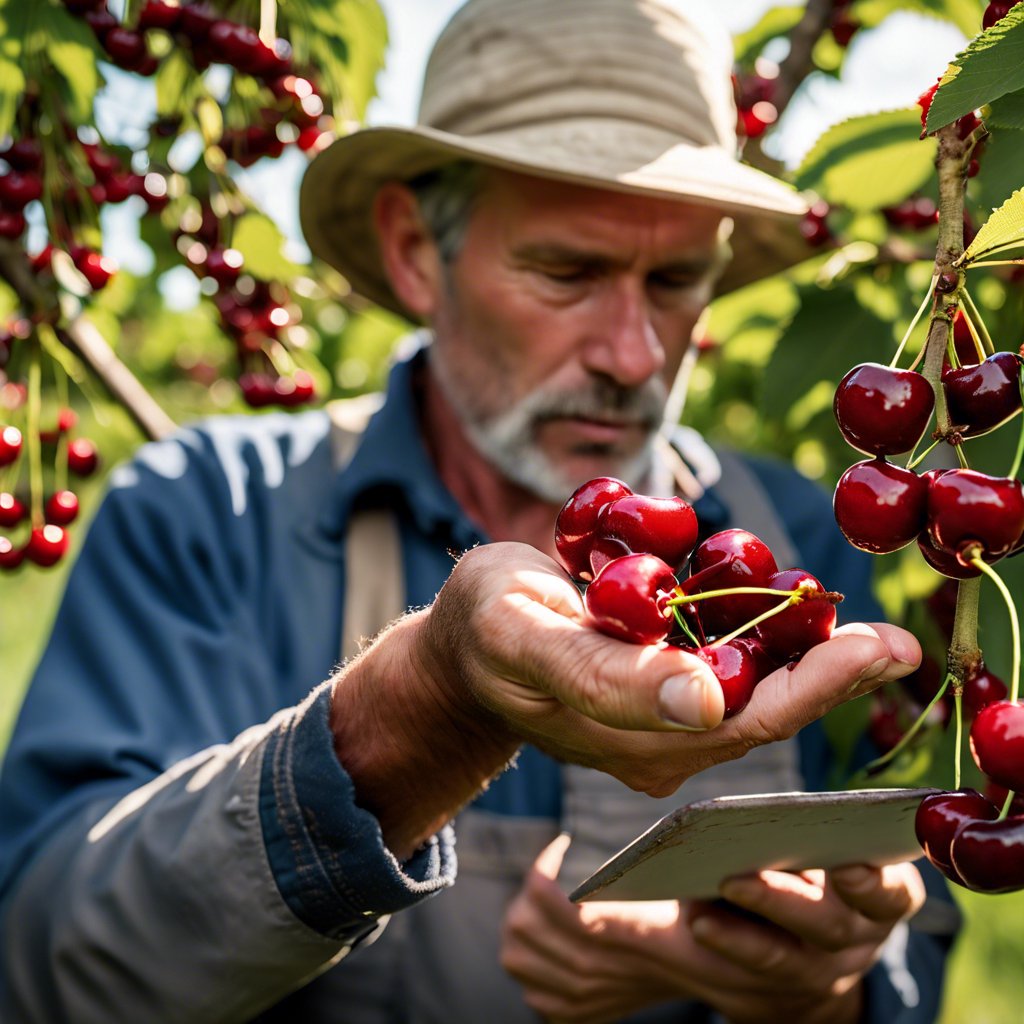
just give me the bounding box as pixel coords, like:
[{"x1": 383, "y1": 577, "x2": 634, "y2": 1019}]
[
  {"x1": 1010, "y1": 369, "x2": 1024, "y2": 480},
  {"x1": 960, "y1": 285, "x2": 995, "y2": 356},
  {"x1": 968, "y1": 555, "x2": 1020, "y2": 703},
  {"x1": 953, "y1": 689, "x2": 963, "y2": 791},
  {"x1": 26, "y1": 343, "x2": 43, "y2": 528},
  {"x1": 710, "y1": 595, "x2": 796, "y2": 649},
  {"x1": 906, "y1": 438, "x2": 941, "y2": 470},
  {"x1": 891, "y1": 274, "x2": 939, "y2": 369},
  {"x1": 671, "y1": 605, "x2": 701, "y2": 648},
  {"x1": 666, "y1": 585, "x2": 801, "y2": 607},
  {"x1": 999, "y1": 791, "x2": 1016, "y2": 822},
  {"x1": 859, "y1": 673, "x2": 953, "y2": 778}
]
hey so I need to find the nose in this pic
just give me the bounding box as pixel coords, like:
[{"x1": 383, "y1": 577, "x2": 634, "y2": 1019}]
[{"x1": 581, "y1": 279, "x2": 665, "y2": 388}]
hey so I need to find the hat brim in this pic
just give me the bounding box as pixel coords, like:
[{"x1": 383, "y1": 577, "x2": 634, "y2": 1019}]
[{"x1": 300, "y1": 121, "x2": 814, "y2": 318}]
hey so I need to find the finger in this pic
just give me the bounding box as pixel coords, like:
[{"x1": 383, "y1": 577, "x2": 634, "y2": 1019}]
[
  {"x1": 534, "y1": 832, "x2": 572, "y2": 881},
  {"x1": 831, "y1": 622, "x2": 922, "y2": 678},
  {"x1": 688, "y1": 904, "x2": 806, "y2": 981},
  {"x1": 829, "y1": 862, "x2": 926, "y2": 923}
]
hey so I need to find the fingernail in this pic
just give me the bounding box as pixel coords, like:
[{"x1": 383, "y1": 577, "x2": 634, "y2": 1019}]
[
  {"x1": 719, "y1": 879, "x2": 753, "y2": 902},
  {"x1": 850, "y1": 656, "x2": 890, "y2": 692},
  {"x1": 659, "y1": 674, "x2": 716, "y2": 729}
]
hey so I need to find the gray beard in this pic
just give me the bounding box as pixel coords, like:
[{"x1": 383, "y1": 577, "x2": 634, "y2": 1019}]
[{"x1": 429, "y1": 348, "x2": 667, "y2": 504}]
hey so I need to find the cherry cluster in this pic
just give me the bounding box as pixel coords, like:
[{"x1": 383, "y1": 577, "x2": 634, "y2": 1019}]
[{"x1": 555, "y1": 478, "x2": 841, "y2": 718}]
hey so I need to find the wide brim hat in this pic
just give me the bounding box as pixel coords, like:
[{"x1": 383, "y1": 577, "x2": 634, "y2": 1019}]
[{"x1": 300, "y1": 0, "x2": 812, "y2": 319}]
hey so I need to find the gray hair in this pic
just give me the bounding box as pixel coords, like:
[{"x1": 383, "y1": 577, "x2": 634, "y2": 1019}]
[{"x1": 406, "y1": 162, "x2": 485, "y2": 263}]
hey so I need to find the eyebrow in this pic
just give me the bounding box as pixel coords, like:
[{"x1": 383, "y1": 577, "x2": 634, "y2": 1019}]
[{"x1": 510, "y1": 242, "x2": 719, "y2": 277}]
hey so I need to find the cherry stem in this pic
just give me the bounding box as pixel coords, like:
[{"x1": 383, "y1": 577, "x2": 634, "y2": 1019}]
[
  {"x1": 968, "y1": 553, "x2": 1020, "y2": 704},
  {"x1": 26, "y1": 337, "x2": 43, "y2": 529},
  {"x1": 670, "y1": 604, "x2": 701, "y2": 648},
  {"x1": 999, "y1": 790, "x2": 1016, "y2": 822},
  {"x1": 1008, "y1": 366, "x2": 1024, "y2": 480},
  {"x1": 666, "y1": 585, "x2": 801, "y2": 607},
  {"x1": 906, "y1": 438, "x2": 941, "y2": 470},
  {"x1": 858, "y1": 672, "x2": 953, "y2": 779},
  {"x1": 953, "y1": 689, "x2": 963, "y2": 791},
  {"x1": 959, "y1": 285, "x2": 995, "y2": 356},
  {"x1": 890, "y1": 273, "x2": 939, "y2": 369},
  {"x1": 709, "y1": 595, "x2": 795, "y2": 649}
]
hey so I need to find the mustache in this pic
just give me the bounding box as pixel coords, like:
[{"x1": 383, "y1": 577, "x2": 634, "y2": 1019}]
[{"x1": 520, "y1": 379, "x2": 667, "y2": 429}]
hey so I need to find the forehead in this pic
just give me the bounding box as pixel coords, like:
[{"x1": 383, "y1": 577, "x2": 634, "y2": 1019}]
[{"x1": 469, "y1": 168, "x2": 725, "y2": 253}]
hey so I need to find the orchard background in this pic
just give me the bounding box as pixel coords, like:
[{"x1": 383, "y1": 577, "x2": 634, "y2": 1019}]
[{"x1": 2, "y1": 0, "x2": 1024, "y2": 1019}]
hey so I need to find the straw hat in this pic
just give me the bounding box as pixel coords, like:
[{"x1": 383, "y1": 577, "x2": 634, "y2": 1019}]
[{"x1": 300, "y1": 0, "x2": 811, "y2": 317}]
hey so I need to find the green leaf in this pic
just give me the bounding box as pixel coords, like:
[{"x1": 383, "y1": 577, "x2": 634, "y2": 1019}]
[
  {"x1": 852, "y1": 0, "x2": 980, "y2": 37},
  {"x1": 762, "y1": 283, "x2": 891, "y2": 415},
  {"x1": 926, "y1": 6, "x2": 1024, "y2": 132},
  {"x1": 793, "y1": 109, "x2": 936, "y2": 211},
  {"x1": 44, "y1": 10, "x2": 100, "y2": 123},
  {"x1": 732, "y1": 5, "x2": 803, "y2": 66},
  {"x1": 155, "y1": 47, "x2": 192, "y2": 119},
  {"x1": 963, "y1": 188, "x2": 1024, "y2": 262},
  {"x1": 987, "y1": 87, "x2": 1024, "y2": 130},
  {"x1": 969, "y1": 125, "x2": 1024, "y2": 218},
  {"x1": 231, "y1": 212, "x2": 304, "y2": 280}
]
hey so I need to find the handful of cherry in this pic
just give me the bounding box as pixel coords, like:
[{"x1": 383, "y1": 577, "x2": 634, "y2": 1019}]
[{"x1": 555, "y1": 478, "x2": 842, "y2": 718}]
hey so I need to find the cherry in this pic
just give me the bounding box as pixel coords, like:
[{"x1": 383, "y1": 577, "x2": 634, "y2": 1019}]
[
  {"x1": 915, "y1": 789, "x2": 999, "y2": 885},
  {"x1": 917, "y1": 528, "x2": 980, "y2": 579},
  {"x1": 238, "y1": 372, "x2": 277, "y2": 408},
  {"x1": 970, "y1": 700, "x2": 1024, "y2": 792},
  {"x1": 67, "y1": 437, "x2": 99, "y2": 477},
  {"x1": 273, "y1": 370, "x2": 317, "y2": 406},
  {"x1": 45, "y1": 490, "x2": 80, "y2": 526},
  {"x1": 882, "y1": 197, "x2": 938, "y2": 231},
  {"x1": 82, "y1": 143, "x2": 120, "y2": 181},
  {"x1": 138, "y1": 0, "x2": 182, "y2": 31},
  {"x1": 203, "y1": 247, "x2": 244, "y2": 286},
  {"x1": 942, "y1": 351, "x2": 1023, "y2": 437},
  {"x1": 0, "y1": 536, "x2": 23, "y2": 570},
  {"x1": 833, "y1": 458, "x2": 928, "y2": 554},
  {"x1": 179, "y1": 3, "x2": 218, "y2": 43},
  {"x1": 799, "y1": 200, "x2": 831, "y2": 247},
  {"x1": 70, "y1": 247, "x2": 117, "y2": 291},
  {"x1": 25, "y1": 525, "x2": 69, "y2": 568},
  {"x1": 0, "y1": 424, "x2": 22, "y2": 466},
  {"x1": 962, "y1": 664, "x2": 1009, "y2": 719},
  {"x1": 39, "y1": 407, "x2": 78, "y2": 443},
  {"x1": 696, "y1": 637, "x2": 775, "y2": 718},
  {"x1": 935, "y1": 269, "x2": 960, "y2": 294},
  {"x1": 950, "y1": 816, "x2": 1024, "y2": 893},
  {"x1": 555, "y1": 477, "x2": 633, "y2": 581},
  {"x1": 584, "y1": 553, "x2": 677, "y2": 645},
  {"x1": 0, "y1": 138, "x2": 43, "y2": 172},
  {"x1": 754, "y1": 568, "x2": 837, "y2": 662},
  {"x1": 917, "y1": 80, "x2": 939, "y2": 129},
  {"x1": 63, "y1": 0, "x2": 107, "y2": 13},
  {"x1": 685, "y1": 529, "x2": 778, "y2": 636},
  {"x1": 737, "y1": 101, "x2": 776, "y2": 139},
  {"x1": 0, "y1": 211, "x2": 25, "y2": 240},
  {"x1": 869, "y1": 693, "x2": 910, "y2": 754},
  {"x1": 925, "y1": 469, "x2": 1024, "y2": 565},
  {"x1": 830, "y1": 11, "x2": 859, "y2": 47},
  {"x1": 84, "y1": 8, "x2": 118, "y2": 41},
  {"x1": 0, "y1": 492, "x2": 26, "y2": 528},
  {"x1": 834, "y1": 363, "x2": 934, "y2": 456},
  {"x1": 903, "y1": 653, "x2": 944, "y2": 706},
  {"x1": 983, "y1": 2, "x2": 1014, "y2": 30},
  {"x1": 594, "y1": 494, "x2": 698, "y2": 573},
  {"x1": 0, "y1": 171, "x2": 43, "y2": 210},
  {"x1": 104, "y1": 27, "x2": 149, "y2": 70}
]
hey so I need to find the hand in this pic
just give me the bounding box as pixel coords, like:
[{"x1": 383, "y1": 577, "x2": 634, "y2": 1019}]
[{"x1": 501, "y1": 836, "x2": 926, "y2": 1024}]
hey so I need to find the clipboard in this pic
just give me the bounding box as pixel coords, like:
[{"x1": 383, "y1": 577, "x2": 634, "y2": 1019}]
[{"x1": 570, "y1": 788, "x2": 934, "y2": 903}]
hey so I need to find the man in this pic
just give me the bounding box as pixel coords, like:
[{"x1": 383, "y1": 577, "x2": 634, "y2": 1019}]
[{"x1": 0, "y1": 0, "x2": 949, "y2": 1021}]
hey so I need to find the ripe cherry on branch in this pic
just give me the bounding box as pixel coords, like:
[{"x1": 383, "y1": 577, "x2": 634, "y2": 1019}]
[{"x1": 833, "y1": 363, "x2": 934, "y2": 456}]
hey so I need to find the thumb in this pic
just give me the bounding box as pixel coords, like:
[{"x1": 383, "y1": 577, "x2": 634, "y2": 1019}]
[{"x1": 532, "y1": 832, "x2": 573, "y2": 882}]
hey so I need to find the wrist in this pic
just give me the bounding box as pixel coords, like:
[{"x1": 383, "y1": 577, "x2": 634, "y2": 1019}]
[{"x1": 329, "y1": 610, "x2": 520, "y2": 859}]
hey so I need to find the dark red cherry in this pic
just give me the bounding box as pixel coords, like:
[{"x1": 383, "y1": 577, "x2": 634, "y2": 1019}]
[
  {"x1": 950, "y1": 815, "x2": 1024, "y2": 893},
  {"x1": 84, "y1": 7, "x2": 118, "y2": 40},
  {"x1": 138, "y1": 0, "x2": 182, "y2": 30},
  {"x1": 903, "y1": 653, "x2": 944, "y2": 706},
  {"x1": 917, "y1": 529, "x2": 981, "y2": 579},
  {"x1": 555, "y1": 477, "x2": 633, "y2": 581},
  {"x1": 834, "y1": 363, "x2": 935, "y2": 456},
  {"x1": 915, "y1": 789, "x2": 999, "y2": 885},
  {"x1": 0, "y1": 535, "x2": 23, "y2": 570},
  {"x1": 595, "y1": 494, "x2": 698, "y2": 573},
  {"x1": 942, "y1": 351, "x2": 1023, "y2": 437},
  {"x1": 71, "y1": 247, "x2": 117, "y2": 290},
  {"x1": 755, "y1": 568, "x2": 836, "y2": 661},
  {"x1": 39, "y1": 407, "x2": 78, "y2": 443},
  {"x1": 685, "y1": 529, "x2": 778, "y2": 636},
  {"x1": 104, "y1": 27, "x2": 148, "y2": 69},
  {"x1": 0, "y1": 171, "x2": 43, "y2": 210},
  {"x1": 962, "y1": 664, "x2": 1009, "y2": 719},
  {"x1": 45, "y1": 490, "x2": 79, "y2": 526},
  {"x1": 179, "y1": 4, "x2": 218, "y2": 42},
  {"x1": 833, "y1": 458, "x2": 928, "y2": 554},
  {"x1": 926, "y1": 469, "x2": 1024, "y2": 565},
  {"x1": 584, "y1": 553, "x2": 677, "y2": 645},
  {"x1": 203, "y1": 247, "x2": 244, "y2": 286},
  {"x1": 696, "y1": 637, "x2": 775, "y2": 718},
  {"x1": 0, "y1": 491, "x2": 26, "y2": 528},
  {"x1": 0, "y1": 424, "x2": 22, "y2": 466},
  {"x1": 983, "y1": 1, "x2": 1014, "y2": 30},
  {"x1": 67, "y1": 437, "x2": 99, "y2": 476},
  {"x1": 239, "y1": 372, "x2": 277, "y2": 408},
  {"x1": 970, "y1": 700, "x2": 1024, "y2": 792},
  {"x1": 0, "y1": 210, "x2": 25, "y2": 239},
  {"x1": 0, "y1": 138, "x2": 42, "y2": 172},
  {"x1": 869, "y1": 693, "x2": 908, "y2": 754},
  {"x1": 24, "y1": 525, "x2": 69, "y2": 567}
]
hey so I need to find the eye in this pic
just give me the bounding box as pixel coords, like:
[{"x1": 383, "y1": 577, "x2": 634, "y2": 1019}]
[
  {"x1": 540, "y1": 265, "x2": 594, "y2": 285},
  {"x1": 648, "y1": 271, "x2": 702, "y2": 291}
]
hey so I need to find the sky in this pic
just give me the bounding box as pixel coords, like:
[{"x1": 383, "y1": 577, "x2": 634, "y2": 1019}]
[{"x1": 97, "y1": 1, "x2": 970, "y2": 304}]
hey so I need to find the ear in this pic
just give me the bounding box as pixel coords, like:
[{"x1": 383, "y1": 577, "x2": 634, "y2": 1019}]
[{"x1": 373, "y1": 182, "x2": 444, "y2": 319}]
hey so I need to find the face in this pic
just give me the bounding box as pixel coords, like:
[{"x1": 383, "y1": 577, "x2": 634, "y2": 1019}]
[{"x1": 425, "y1": 169, "x2": 725, "y2": 502}]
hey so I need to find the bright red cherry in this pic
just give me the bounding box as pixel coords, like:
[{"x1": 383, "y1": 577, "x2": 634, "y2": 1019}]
[
  {"x1": 203, "y1": 247, "x2": 244, "y2": 286},
  {"x1": 0, "y1": 492, "x2": 26, "y2": 528},
  {"x1": 755, "y1": 568, "x2": 837, "y2": 662},
  {"x1": 925, "y1": 469, "x2": 1024, "y2": 565},
  {"x1": 834, "y1": 363, "x2": 934, "y2": 456},
  {"x1": 970, "y1": 700, "x2": 1024, "y2": 792},
  {"x1": 696, "y1": 637, "x2": 775, "y2": 718},
  {"x1": 39, "y1": 407, "x2": 79, "y2": 443},
  {"x1": 833, "y1": 458, "x2": 928, "y2": 554},
  {"x1": 584, "y1": 553, "x2": 677, "y2": 645},
  {"x1": 45, "y1": 490, "x2": 80, "y2": 526},
  {"x1": 962, "y1": 664, "x2": 1009, "y2": 719},
  {"x1": 0, "y1": 535, "x2": 23, "y2": 570},
  {"x1": 71, "y1": 247, "x2": 117, "y2": 291},
  {"x1": 67, "y1": 437, "x2": 99, "y2": 476},
  {"x1": 915, "y1": 789, "x2": 999, "y2": 885},
  {"x1": 25, "y1": 525, "x2": 69, "y2": 567},
  {"x1": 950, "y1": 816, "x2": 1024, "y2": 893},
  {"x1": 138, "y1": 0, "x2": 182, "y2": 30},
  {"x1": 594, "y1": 494, "x2": 698, "y2": 573},
  {"x1": 0, "y1": 424, "x2": 22, "y2": 466},
  {"x1": 685, "y1": 529, "x2": 778, "y2": 636},
  {"x1": 0, "y1": 171, "x2": 43, "y2": 210},
  {"x1": 238, "y1": 372, "x2": 277, "y2": 408},
  {"x1": 942, "y1": 351, "x2": 1023, "y2": 437},
  {"x1": 555, "y1": 477, "x2": 633, "y2": 581}
]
